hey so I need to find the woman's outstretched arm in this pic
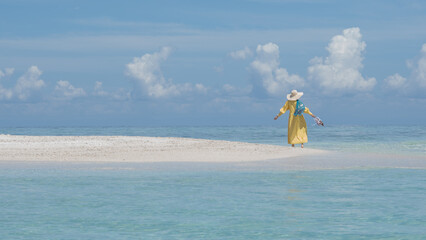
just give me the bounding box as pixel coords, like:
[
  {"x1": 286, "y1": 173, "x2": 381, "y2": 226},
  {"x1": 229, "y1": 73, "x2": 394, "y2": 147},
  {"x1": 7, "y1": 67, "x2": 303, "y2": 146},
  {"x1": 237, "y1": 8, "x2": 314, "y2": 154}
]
[
  {"x1": 304, "y1": 107, "x2": 324, "y2": 125},
  {"x1": 304, "y1": 107, "x2": 316, "y2": 118},
  {"x1": 274, "y1": 101, "x2": 288, "y2": 120}
]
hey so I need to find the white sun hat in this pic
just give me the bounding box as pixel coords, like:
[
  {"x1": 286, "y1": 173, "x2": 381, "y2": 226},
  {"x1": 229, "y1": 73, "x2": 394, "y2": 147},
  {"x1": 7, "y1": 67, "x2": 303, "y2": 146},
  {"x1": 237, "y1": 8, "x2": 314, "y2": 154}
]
[{"x1": 287, "y1": 89, "x2": 303, "y2": 101}]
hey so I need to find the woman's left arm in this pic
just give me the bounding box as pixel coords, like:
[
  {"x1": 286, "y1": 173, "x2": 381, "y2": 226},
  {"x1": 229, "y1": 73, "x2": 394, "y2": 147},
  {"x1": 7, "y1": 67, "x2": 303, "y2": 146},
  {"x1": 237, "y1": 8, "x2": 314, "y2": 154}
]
[{"x1": 304, "y1": 107, "x2": 316, "y2": 118}]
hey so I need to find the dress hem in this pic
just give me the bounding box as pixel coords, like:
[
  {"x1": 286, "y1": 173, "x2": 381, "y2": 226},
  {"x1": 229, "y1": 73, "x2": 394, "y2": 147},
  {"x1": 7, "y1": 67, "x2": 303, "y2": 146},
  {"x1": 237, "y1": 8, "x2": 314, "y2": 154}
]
[{"x1": 288, "y1": 140, "x2": 308, "y2": 144}]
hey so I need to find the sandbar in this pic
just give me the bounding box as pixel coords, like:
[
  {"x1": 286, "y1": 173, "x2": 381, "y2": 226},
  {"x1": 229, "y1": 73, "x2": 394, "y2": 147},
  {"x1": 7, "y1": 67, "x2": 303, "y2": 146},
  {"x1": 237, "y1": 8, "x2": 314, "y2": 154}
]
[
  {"x1": 0, "y1": 135, "x2": 323, "y2": 163},
  {"x1": 1, "y1": 135, "x2": 424, "y2": 170}
]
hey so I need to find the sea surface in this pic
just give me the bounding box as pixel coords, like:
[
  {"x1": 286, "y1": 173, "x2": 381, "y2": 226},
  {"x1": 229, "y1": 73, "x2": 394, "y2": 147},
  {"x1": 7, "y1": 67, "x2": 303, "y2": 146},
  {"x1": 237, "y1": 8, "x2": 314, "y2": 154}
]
[{"x1": 1, "y1": 125, "x2": 425, "y2": 239}]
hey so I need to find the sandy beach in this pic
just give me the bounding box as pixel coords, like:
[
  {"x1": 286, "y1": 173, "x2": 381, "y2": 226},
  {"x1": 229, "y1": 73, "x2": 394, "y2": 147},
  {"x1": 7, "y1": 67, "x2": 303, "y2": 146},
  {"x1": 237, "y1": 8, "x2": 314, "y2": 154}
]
[
  {"x1": 0, "y1": 135, "x2": 324, "y2": 163},
  {"x1": 1, "y1": 135, "x2": 425, "y2": 170}
]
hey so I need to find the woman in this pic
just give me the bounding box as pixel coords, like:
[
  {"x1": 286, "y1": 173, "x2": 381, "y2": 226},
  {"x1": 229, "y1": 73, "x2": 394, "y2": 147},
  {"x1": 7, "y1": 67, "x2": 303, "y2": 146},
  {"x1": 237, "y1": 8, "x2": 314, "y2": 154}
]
[{"x1": 274, "y1": 90, "x2": 319, "y2": 148}]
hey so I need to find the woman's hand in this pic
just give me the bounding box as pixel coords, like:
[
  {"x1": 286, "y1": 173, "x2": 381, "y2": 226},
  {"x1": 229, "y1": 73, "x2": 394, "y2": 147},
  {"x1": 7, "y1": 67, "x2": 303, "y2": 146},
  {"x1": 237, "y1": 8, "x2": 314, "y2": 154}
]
[{"x1": 312, "y1": 115, "x2": 324, "y2": 126}]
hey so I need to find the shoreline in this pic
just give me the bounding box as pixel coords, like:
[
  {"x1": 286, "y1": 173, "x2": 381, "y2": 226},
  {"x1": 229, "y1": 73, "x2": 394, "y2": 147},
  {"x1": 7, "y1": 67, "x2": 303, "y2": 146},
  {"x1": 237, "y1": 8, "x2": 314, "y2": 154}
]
[
  {"x1": 0, "y1": 135, "x2": 425, "y2": 170},
  {"x1": 0, "y1": 135, "x2": 324, "y2": 163}
]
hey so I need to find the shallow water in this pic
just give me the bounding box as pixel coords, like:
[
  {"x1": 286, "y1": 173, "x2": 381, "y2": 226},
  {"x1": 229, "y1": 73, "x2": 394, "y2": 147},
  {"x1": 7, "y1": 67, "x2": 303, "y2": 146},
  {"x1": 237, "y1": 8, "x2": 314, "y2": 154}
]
[
  {"x1": 1, "y1": 126, "x2": 425, "y2": 239},
  {"x1": 0, "y1": 164, "x2": 425, "y2": 239}
]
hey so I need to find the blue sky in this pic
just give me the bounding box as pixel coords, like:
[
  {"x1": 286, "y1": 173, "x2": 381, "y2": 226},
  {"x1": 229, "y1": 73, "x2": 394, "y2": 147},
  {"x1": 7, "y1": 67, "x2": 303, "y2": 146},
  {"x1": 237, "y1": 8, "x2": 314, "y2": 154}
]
[{"x1": 0, "y1": 0, "x2": 425, "y2": 127}]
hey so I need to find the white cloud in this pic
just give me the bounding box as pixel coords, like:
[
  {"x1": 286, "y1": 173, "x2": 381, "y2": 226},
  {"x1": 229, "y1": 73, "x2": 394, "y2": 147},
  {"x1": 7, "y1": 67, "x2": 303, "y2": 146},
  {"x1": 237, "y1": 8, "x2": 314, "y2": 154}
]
[
  {"x1": 126, "y1": 47, "x2": 179, "y2": 98},
  {"x1": 93, "y1": 81, "x2": 109, "y2": 97},
  {"x1": 0, "y1": 68, "x2": 15, "y2": 79},
  {"x1": 0, "y1": 87, "x2": 13, "y2": 100},
  {"x1": 126, "y1": 47, "x2": 207, "y2": 98},
  {"x1": 229, "y1": 47, "x2": 253, "y2": 60},
  {"x1": 0, "y1": 66, "x2": 45, "y2": 101},
  {"x1": 5, "y1": 68, "x2": 14, "y2": 76},
  {"x1": 54, "y1": 80, "x2": 86, "y2": 99},
  {"x1": 250, "y1": 42, "x2": 304, "y2": 96},
  {"x1": 412, "y1": 43, "x2": 426, "y2": 88},
  {"x1": 92, "y1": 81, "x2": 131, "y2": 100},
  {"x1": 110, "y1": 88, "x2": 131, "y2": 101},
  {"x1": 384, "y1": 73, "x2": 407, "y2": 89},
  {"x1": 384, "y1": 43, "x2": 426, "y2": 93},
  {"x1": 14, "y1": 66, "x2": 45, "y2": 100},
  {"x1": 308, "y1": 27, "x2": 376, "y2": 92},
  {"x1": 195, "y1": 83, "x2": 208, "y2": 94}
]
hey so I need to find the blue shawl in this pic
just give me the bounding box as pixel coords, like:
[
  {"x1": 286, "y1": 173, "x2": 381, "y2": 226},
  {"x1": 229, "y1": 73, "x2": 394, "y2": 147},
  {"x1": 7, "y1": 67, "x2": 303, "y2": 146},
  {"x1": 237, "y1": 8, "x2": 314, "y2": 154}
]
[{"x1": 294, "y1": 100, "x2": 305, "y2": 116}]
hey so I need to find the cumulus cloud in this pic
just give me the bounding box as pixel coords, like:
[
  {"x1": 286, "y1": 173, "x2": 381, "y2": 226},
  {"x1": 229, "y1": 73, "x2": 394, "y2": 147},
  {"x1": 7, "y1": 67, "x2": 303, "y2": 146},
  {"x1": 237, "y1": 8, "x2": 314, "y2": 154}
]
[
  {"x1": 308, "y1": 27, "x2": 376, "y2": 92},
  {"x1": 93, "y1": 81, "x2": 109, "y2": 97},
  {"x1": 5, "y1": 68, "x2": 14, "y2": 76},
  {"x1": 0, "y1": 68, "x2": 14, "y2": 79},
  {"x1": 229, "y1": 47, "x2": 253, "y2": 60},
  {"x1": 92, "y1": 81, "x2": 131, "y2": 100},
  {"x1": 0, "y1": 66, "x2": 45, "y2": 101},
  {"x1": 383, "y1": 43, "x2": 426, "y2": 93},
  {"x1": 250, "y1": 42, "x2": 304, "y2": 96},
  {"x1": 384, "y1": 73, "x2": 407, "y2": 89},
  {"x1": 195, "y1": 83, "x2": 208, "y2": 94},
  {"x1": 126, "y1": 47, "x2": 207, "y2": 98},
  {"x1": 14, "y1": 66, "x2": 45, "y2": 100},
  {"x1": 54, "y1": 80, "x2": 86, "y2": 99},
  {"x1": 412, "y1": 43, "x2": 426, "y2": 88},
  {"x1": 126, "y1": 47, "x2": 176, "y2": 98},
  {"x1": 0, "y1": 86, "x2": 13, "y2": 100}
]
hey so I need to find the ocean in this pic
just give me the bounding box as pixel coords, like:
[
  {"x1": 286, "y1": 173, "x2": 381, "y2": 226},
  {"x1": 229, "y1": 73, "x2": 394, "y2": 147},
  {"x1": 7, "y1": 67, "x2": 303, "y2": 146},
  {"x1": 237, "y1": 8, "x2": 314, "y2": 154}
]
[{"x1": 0, "y1": 125, "x2": 425, "y2": 239}]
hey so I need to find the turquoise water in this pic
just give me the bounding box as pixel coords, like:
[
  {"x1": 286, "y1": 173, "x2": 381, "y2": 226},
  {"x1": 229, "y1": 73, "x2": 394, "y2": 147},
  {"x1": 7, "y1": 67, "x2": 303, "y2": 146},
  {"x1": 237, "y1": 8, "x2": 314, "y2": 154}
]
[
  {"x1": 0, "y1": 164, "x2": 425, "y2": 239},
  {"x1": 1, "y1": 125, "x2": 426, "y2": 155},
  {"x1": 1, "y1": 125, "x2": 425, "y2": 239}
]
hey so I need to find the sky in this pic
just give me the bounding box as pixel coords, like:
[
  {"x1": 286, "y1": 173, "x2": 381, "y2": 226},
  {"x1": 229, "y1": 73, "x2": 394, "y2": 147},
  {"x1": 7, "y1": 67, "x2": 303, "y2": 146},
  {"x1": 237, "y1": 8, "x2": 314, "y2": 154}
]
[{"x1": 0, "y1": 0, "x2": 425, "y2": 127}]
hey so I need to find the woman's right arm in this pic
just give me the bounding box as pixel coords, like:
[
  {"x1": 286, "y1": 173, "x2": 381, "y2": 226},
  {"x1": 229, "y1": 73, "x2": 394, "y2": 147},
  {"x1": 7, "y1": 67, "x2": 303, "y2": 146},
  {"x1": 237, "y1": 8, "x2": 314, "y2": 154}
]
[{"x1": 274, "y1": 101, "x2": 288, "y2": 120}]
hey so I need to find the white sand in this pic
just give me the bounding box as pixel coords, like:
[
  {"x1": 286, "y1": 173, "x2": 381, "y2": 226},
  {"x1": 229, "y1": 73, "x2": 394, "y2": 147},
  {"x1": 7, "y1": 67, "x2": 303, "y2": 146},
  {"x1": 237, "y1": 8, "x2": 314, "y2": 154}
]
[
  {"x1": 0, "y1": 135, "x2": 325, "y2": 163},
  {"x1": 2, "y1": 135, "x2": 425, "y2": 170}
]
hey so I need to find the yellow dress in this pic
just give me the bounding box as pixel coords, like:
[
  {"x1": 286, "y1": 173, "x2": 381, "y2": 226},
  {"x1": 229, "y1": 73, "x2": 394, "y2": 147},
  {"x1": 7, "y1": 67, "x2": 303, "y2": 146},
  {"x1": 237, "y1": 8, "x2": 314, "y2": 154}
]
[{"x1": 277, "y1": 100, "x2": 314, "y2": 144}]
